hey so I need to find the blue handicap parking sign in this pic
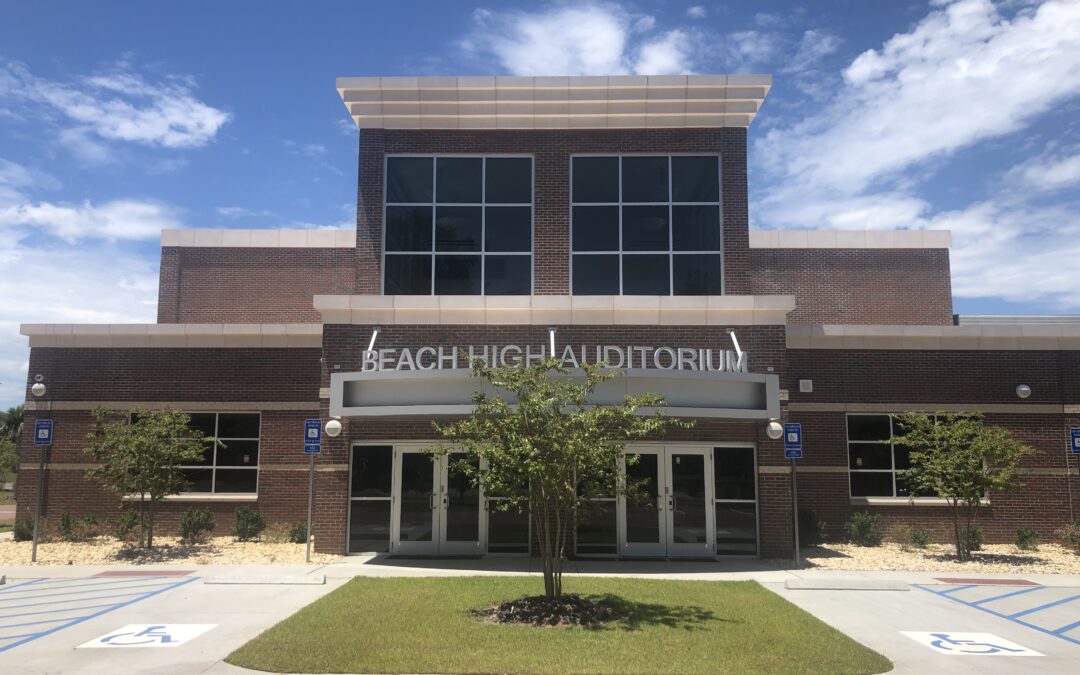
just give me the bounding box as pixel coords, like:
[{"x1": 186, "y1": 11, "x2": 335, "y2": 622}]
[
  {"x1": 304, "y1": 418, "x2": 322, "y2": 455},
  {"x1": 34, "y1": 419, "x2": 53, "y2": 446},
  {"x1": 783, "y1": 423, "x2": 802, "y2": 459},
  {"x1": 1071, "y1": 428, "x2": 1080, "y2": 453}
]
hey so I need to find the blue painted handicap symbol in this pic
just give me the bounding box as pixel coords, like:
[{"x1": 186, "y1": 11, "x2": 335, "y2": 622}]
[
  {"x1": 80, "y1": 624, "x2": 216, "y2": 649},
  {"x1": 902, "y1": 631, "x2": 1042, "y2": 656},
  {"x1": 102, "y1": 625, "x2": 176, "y2": 646},
  {"x1": 34, "y1": 419, "x2": 53, "y2": 446}
]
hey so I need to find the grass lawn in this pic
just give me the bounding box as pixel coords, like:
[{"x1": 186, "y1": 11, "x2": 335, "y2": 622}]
[
  {"x1": 0, "y1": 490, "x2": 14, "y2": 505},
  {"x1": 227, "y1": 576, "x2": 891, "y2": 674}
]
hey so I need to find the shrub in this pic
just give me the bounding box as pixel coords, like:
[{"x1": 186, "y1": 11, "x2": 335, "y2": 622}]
[
  {"x1": 13, "y1": 519, "x2": 33, "y2": 542},
  {"x1": 59, "y1": 512, "x2": 100, "y2": 542},
  {"x1": 114, "y1": 509, "x2": 146, "y2": 544},
  {"x1": 965, "y1": 525, "x2": 984, "y2": 552},
  {"x1": 231, "y1": 506, "x2": 266, "y2": 541},
  {"x1": 289, "y1": 522, "x2": 309, "y2": 544},
  {"x1": 797, "y1": 509, "x2": 826, "y2": 547},
  {"x1": 178, "y1": 507, "x2": 215, "y2": 545},
  {"x1": 844, "y1": 511, "x2": 882, "y2": 547},
  {"x1": 261, "y1": 522, "x2": 290, "y2": 543},
  {"x1": 910, "y1": 528, "x2": 932, "y2": 549},
  {"x1": 887, "y1": 523, "x2": 913, "y2": 548},
  {"x1": 1015, "y1": 527, "x2": 1039, "y2": 551},
  {"x1": 1058, "y1": 521, "x2": 1080, "y2": 554}
]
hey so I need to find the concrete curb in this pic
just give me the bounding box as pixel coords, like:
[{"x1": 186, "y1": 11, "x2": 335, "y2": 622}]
[
  {"x1": 204, "y1": 574, "x2": 326, "y2": 585},
  {"x1": 785, "y1": 578, "x2": 909, "y2": 591}
]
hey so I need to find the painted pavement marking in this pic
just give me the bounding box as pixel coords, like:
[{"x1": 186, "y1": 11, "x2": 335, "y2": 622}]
[
  {"x1": 78, "y1": 623, "x2": 216, "y2": 648},
  {"x1": 915, "y1": 583, "x2": 1080, "y2": 647},
  {"x1": 902, "y1": 631, "x2": 1042, "y2": 656},
  {"x1": 0, "y1": 576, "x2": 198, "y2": 653}
]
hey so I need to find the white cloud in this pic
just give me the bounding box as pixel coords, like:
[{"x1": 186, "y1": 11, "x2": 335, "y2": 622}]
[
  {"x1": 0, "y1": 199, "x2": 182, "y2": 242},
  {"x1": 687, "y1": 6, "x2": 707, "y2": 19},
  {"x1": 634, "y1": 30, "x2": 696, "y2": 75},
  {"x1": 283, "y1": 140, "x2": 328, "y2": 157},
  {"x1": 722, "y1": 31, "x2": 781, "y2": 69},
  {"x1": 336, "y1": 117, "x2": 358, "y2": 136},
  {"x1": 784, "y1": 29, "x2": 841, "y2": 73},
  {"x1": 0, "y1": 61, "x2": 230, "y2": 151},
  {"x1": 1005, "y1": 145, "x2": 1080, "y2": 192}
]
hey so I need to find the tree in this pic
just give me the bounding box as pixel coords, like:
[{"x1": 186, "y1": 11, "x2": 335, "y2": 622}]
[
  {"x1": 0, "y1": 405, "x2": 22, "y2": 442},
  {"x1": 433, "y1": 358, "x2": 685, "y2": 598},
  {"x1": 85, "y1": 408, "x2": 209, "y2": 547},
  {"x1": 893, "y1": 412, "x2": 1033, "y2": 561},
  {"x1": 0, "y1": 438, "x2": 16, "y2": 487}
]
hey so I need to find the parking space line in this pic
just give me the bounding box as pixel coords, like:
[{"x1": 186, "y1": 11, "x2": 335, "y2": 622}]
[
  {"x1": 1052, "y1": 618, "x2": 1080, "y2": 636},
  {"x1": 4, "y1": 577, "x2": 175, "y2": 593},
  {"x1": 0, "y1": 579, "x2": 48, "y2": 594},
  {"x1": 970, "y1": 586, "x2": 1043, "y2": 606},
  {"x1": 938, "y1": 584, "x2": 977, "y2": 595},
  {"x1": 0, "y1": 580, "x2": 182, "y2": 604},
  {"x1": 1007, "y1": 594, "x2": 1080, "y2": 620},
  {"x1": 0, "y1": 577, "x2": 198, "y2": 654},
  {"x1": 914, "y1": 584, "x2": 1080, "y2": 647},
  {"x1": 0, "y1": 602, "x2": 124, "y2": 622}
]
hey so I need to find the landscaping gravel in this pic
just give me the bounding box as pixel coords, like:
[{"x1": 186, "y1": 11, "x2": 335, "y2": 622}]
[
  {"x1": 0, "y1": 536, "x2": 340, "y2": 566},
  {"x1": 800, "y1": 542, "x2": 1080, "y2": 574}
]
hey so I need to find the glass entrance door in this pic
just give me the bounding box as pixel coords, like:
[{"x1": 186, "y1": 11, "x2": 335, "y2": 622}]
[
  {"x1": 620, "y1": 448, "x2": 667, "y2": 557},
  {"x1": 666, "y1": 449, "x2": 713, "y2": 557},
  {"x1": 392, "y1": 448, "x2": 438, "y2": 555},
  {"x1": 439, "y1": 452, "x2": 483, "y2": 555}
]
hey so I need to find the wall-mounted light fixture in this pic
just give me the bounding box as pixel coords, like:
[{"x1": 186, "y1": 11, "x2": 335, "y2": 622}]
[
  {"x1": 766, "y1": 421, "x2": 783, "y2": 440},
  {"x1": 325, "y1": 419, "x2": 343, "y2": 437},
  {"x1": 1015, "y1": 384, "x2": 1032, "y2": 399}
]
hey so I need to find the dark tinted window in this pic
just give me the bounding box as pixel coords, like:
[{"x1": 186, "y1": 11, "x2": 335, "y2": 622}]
[
  {"x1": 183, "y1": 468, "x2": 213, "y2": 493},
  {"x1": 672, "y1": 205, "x2": 721, "y2": 251},
  {"x1": 217, "y1": 413, "x2": 259, "y2": 438},
  {"x1": 850, "y1": 472, "x2": 893, "y2": 497},
  {"x1": 572, "y1": 206, "x2": 619, "y2": 251},
  {"x1": 622, "y1": 255, "x2": 669, "y2": 294},
  {"x1": 848, "y1": 415, "x2": 892, "y2": 441},
  {"x1": 673, "y1": 254, "x2": 722, "y2": 294},
  {"x1": 351, "y1": 445, "x2": 393, "y2": 498},
  {"x1": 216, "y1": 440, "x2": 259, "y2": 466},
  {"x1": 622, "y1": 206, "x2": 669, "y2": 251},
  {"x1": 384, "y1": 255, "x2": 431, "y2": 294},
  {"x1": 434, "y1": 255, "x2": 482, "y2": 294},
  {"x1": 187, "y1": 413, "x2": 216, "y2": 438},
  {"x1": 435, "y1": 206, "x2": 482, "y2": 252},
  {"x1": 485, "y1": 256, "x2": 531, "y2": 295},
  {"x1": 573, "y1": 254, "x2": 619, "y2": 294},
  {"x1": 672, "y1": 156, "x2": 720, "y2": 202},
  {"x1": 485, "y1": 158, "x2": 531, "y2": 203},
  {"x1": 215, "y1": 469, "x2": 258, "y2": 493},
  {"x1": 621, "y1": 156, "x2": 668, "y2": 202},
  {"x1": 848, "y1": 443, "x2": 892, "y2": 470},
  {"x1": 436, "y1": 157, "x2": 482, "y2": 203},
  {"x1": 385, "y1": 206, "x2": 432, "y2": 252},
  {"x1": 386, "y1": 157, "x2": 432, "y2": 203},
  {"x1": 485, "y1": 207, "x2": 530, "y2": 252},
  {"x1": 714, "y1": 447, "x2": 755, "y2": 500},
  {"x1": 573, "y1": 156, "x2": 619, "y2": 203}
]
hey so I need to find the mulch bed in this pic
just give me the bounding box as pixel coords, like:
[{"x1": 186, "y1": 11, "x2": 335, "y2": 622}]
[{"x1": 473, "y1": 594, "x2": 615, "y2": 626}]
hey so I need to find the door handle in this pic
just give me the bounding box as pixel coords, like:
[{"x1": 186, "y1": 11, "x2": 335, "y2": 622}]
[
  {"x1": 667, "y1": 496, "x2": 674, "y2": 511},
  {"x1": 429, "y1": 494, "x2": 436, "y2": 510}
]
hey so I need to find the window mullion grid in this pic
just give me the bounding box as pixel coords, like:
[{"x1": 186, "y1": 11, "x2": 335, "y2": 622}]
[
  {"x1": 889, "y1": 415, "x2": 898, "y2": 497},
  {"x1": 430, "y1": 159, "x2": 437, "y2": 294},
  {"x1": 617, "y1": 157, "x2": 624, "y2": 295},
  {"x1": 668, "y1": 156, "x2": 674, "y2": 296},
  {"x1": 211, "y1": 413, "x2": 219, "y2": 494},
  {"x1": 480, "y1": 158, "x2": 486, "y2": 295}
]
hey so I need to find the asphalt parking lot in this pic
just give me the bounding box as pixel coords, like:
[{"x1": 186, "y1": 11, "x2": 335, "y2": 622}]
[
  {"x1": 770, "y1": 578, "x2": 1080, "y2": 674},
  {"x1": 0, "y1": 570, "x2": 343, "y2": 674}
]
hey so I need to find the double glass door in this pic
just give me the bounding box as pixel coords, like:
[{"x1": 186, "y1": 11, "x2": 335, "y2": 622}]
[
  {"x1": 393, "y1": 447, "x2": 482, "y2": 556},
  {"x1": 619, "y1": 446, "x2": 714, "y2": 557}
]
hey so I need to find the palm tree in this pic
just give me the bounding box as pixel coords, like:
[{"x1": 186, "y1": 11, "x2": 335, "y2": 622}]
[{"x1": 0, "y1": 405, "x2": 23, "y2": 442}]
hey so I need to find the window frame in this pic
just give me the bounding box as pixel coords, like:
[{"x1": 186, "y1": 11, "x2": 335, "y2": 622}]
[
  {"x1": 846, "y1": 413, "x2": 942, "y2": 500},
  {"x1": 569, "y1": 153, "x2": 724, "y2": 296},
  {"x1": 179, "y1": 411, "x2": 261, "y2": 496},
  {"x1": 382, "y1": 154, "x2": 535, "y2": 296}
]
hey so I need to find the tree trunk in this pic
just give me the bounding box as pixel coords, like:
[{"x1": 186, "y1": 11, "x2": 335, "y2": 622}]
[
  {"x1": 950, "y1": 501, "x2": 966, "y2": 561},
  {"x1": 139, "y1": 491, "x2": 147, "y2": 548},
  {"x1": 147, "y1": 498, "x2": 156, "y2": 548}
]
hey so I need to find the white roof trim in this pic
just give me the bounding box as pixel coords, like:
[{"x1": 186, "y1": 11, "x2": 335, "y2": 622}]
[
  {"x1": 313, "y1": 294, "x2": 796, "y2": 326},
  {"x1": 161, "y1": 229, "x2": 355, "y2": 248},
  {"x1": 787, "y1": 324, "x2": 1080, "y2": 350},
  {"x1": 20, "y1": 323, "x2": 323, "y2": 348},
  {"x1": 336, "y1": 74, "x2": 772, "y2": 130},
  {"x1": 749, "y1": 230, "x2": 951, "y2": 249}
]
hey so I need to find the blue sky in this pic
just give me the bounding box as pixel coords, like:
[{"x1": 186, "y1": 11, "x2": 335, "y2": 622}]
[{"x1": 1, "y1": 0, "x2": 1079, "y2": 406}]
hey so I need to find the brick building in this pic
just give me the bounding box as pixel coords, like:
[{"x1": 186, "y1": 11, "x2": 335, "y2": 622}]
[{"x1": 15, "y1": 74, "x2": 1080, "y2": 558}]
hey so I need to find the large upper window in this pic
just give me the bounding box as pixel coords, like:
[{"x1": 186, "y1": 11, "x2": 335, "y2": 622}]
[
  {"x1": 182, "y1": 412, "x2": 260, "y2": 494},
  {"x1": 384, "y1": 156, "x2": 533, "y2": 295},
  {"x1": 571, "y1": 155, "x2": 722, "y2": 295}
]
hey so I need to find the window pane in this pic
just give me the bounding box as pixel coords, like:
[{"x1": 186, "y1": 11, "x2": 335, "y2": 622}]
[
  {"x1": 436, "y1": 157, "x2": 482, "y2": 203},
  {"x1": 487, "y1": 503, "x2": 530, "y2": 553},
  {"x1": 673, "y1": 254, "x2": 723, "y2": 295},
  {"x1": 572, "y1": 156, "x2": 619, "y2": 203},
  {"x1": 621, "y1": 156, "x2": 668, "y2": 202},
  {"x1": 435, "y1": 206, "x2": 482, "y2": 252},
  {"x1": 672, "y1": 205, "x2": 721, "y2": 251},
  {"x1": 384, "y1": 255, "x2": 431, "y2": 294},
  {"x1": 894, "y1": 445, "x2": 912, "y2": 470},
  {"x1": 351, "y1": 446, "x2": 393, "y2": 498},
  {"x1": 385, "y1": 206, "x2": 432, "y2": 252},
  {"x1": 349, "y1": 500, "x2": 391, "y2": 552},
  {"x1": 622, "y1": 205, "x2": 669, "y2": 251},
  {"x1": 386, "y1": 157, "x2": 432, "y2": 203},
  {"x1": 182, "y1": 468, "x2": 212, "y2": 493},
  {"x1": 187, "y1": 413, "x2": 216, "y2": 438},
  {"x1": 572, "y1": 206, "x2": 619, "y2": 251},
  {"x1": 714, "y1": 447, "x2": 755, "y2": 500},
  {"x1": 672, "y1": 156, "x2": 719, "y2": 202},
  {"x1": 716, "y1": 504, "x2": 757, "y2": 555},
  {"x1": 216, "y1": 439, "x2": 259, "y2": 467},
  {"x1": 573, "y1": 254, "x2": 620, "y2": 294},
  {"x1": 623, "y1": 254, "x2": 669, "y2": 295},
  {"x1": 434, "y1": 255, "x2": 481, "y2": 294},
  {"x1": 485, "y1": 158, "x2": 531, "y2": 204},
  {"x1": 848, "y1": 415, "x2": 892, "y2": 441},
  {"x1": 848, "y1": 443, "x2": 892, "y2": 470},
  {"x1": 576, "y1": 501, "x2": 617, "y2": 555},
  {"x1": 485, "y1": 207, "x2": 531, "y2": 252},
  {"x1": 850, "y1": 472, "x2": 894, "y2": 497},
  {"x1": 216, "y1": 413, "x2": 259, "y2": 438},
  {"x1": 485, "y1": 256, "x2": 531, "y2": 295},
  {"x1": 214, "y1": 469, "x2": 257, "y2": 493},
  {"x1": 192, "y1": 441, "x2": 214, "y2": 466}
]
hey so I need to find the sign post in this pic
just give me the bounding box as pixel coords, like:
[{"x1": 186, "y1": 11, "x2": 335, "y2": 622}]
[
  {"x1": 303, "y1": 419, "x2": 322, "y2": 564},
  {"x1": 31, "y1": 419, "x2": 54, "y2": 563},
  {"x1": 784, "y1": 423, "x2": 803, "y2": 568}
]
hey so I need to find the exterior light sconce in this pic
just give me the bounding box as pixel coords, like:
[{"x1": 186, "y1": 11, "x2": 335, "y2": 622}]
[
  {"x1": 325, "y1": 419, "x2": 343, "y2": 438},
  {"x1": 31, "y1": 382, "x2": 46, "y2": 397},
  {"x1": 1015, "y1": 384, "x2": 1032, "y2": 399},
  {"x1": 765, "y1": 421, "x2": 784, "y2": 440}
]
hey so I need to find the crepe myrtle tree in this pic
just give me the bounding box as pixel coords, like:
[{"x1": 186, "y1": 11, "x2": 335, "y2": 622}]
[
  {"x1": 432, "y1": 357, "x2": 687, "y2": 599},
  {"x1": 892, "y1": 411, "x2": 1033, "y2": 561},
  {"x1": 85, "y1": 407, "x2": 212, "y2": 548}
]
